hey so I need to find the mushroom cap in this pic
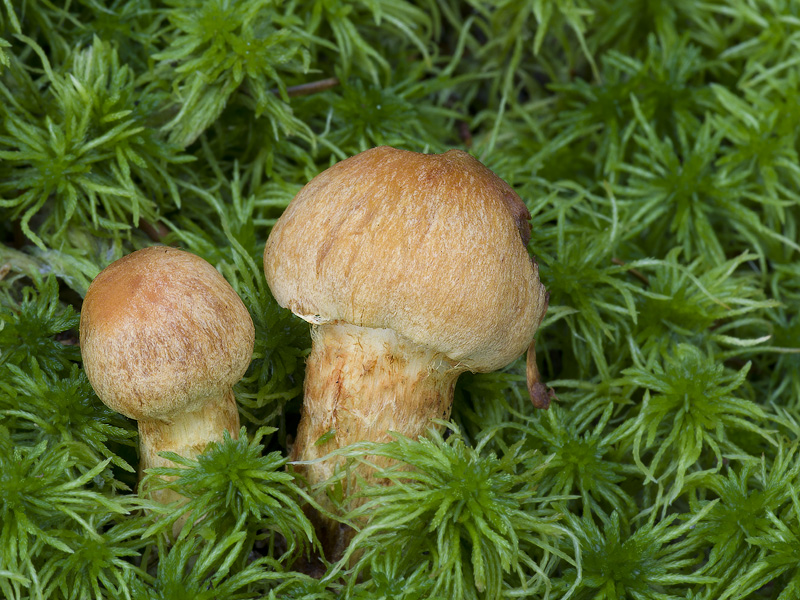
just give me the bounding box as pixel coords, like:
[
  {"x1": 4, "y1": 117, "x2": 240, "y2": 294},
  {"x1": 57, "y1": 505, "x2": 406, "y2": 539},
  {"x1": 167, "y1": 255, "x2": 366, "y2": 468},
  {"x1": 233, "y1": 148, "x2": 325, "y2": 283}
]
[
  {"x1": 264, "y1": 146, "x2": 547, "y2": 372},
  {"x1": 80, "y1": 246, "x2": 255, "y2": 421}
]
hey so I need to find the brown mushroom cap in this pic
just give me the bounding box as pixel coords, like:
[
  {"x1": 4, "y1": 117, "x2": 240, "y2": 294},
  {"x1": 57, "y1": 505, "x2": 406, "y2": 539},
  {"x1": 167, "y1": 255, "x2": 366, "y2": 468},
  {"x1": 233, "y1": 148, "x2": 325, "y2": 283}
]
[
  {"x1": 80, "y1": 246, "x2": 255, "y2": 421},
  {"x1": 264, "y1": 146, "x2": 547, "y2": 372}
]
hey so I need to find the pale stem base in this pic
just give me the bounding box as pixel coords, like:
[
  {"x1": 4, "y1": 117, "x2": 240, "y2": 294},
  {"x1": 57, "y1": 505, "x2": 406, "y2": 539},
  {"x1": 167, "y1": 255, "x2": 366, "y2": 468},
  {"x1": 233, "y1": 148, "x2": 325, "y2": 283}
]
[
  {"x1": 291, "y1": 322, "x2": 462, "y2": 549},
  {"x1": 138, "y1": 389, "x2": 240, "y2": 507}
]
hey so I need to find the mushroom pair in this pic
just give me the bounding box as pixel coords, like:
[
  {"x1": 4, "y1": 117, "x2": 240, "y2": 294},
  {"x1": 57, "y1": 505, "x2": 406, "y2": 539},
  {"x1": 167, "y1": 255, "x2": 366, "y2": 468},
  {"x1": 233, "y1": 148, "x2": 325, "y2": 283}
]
[{"x1": 80, "y1": 146, "x2": 548, "y2": 536}]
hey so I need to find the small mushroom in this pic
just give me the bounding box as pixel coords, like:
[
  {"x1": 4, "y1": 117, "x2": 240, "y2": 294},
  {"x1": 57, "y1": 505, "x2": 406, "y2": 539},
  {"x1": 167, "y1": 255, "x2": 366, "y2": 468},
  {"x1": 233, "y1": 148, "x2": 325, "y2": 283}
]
[
  {"x1": 263, "y1": 146, "x2": 549, "y2": 538},
  {"x1": 80, "y1": 246, "x2": 255, "y2": 506}
]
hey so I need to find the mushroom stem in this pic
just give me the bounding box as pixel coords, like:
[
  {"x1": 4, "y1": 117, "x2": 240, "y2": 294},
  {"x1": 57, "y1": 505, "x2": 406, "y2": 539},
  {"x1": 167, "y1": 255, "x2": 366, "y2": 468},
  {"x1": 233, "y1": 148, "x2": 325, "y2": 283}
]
[
  {"x1": 138, "y1": 390, "x2": 240, "y2": 505},
  {"x1": 291, "y1": 322, "x2": 461, "y2": 511}
]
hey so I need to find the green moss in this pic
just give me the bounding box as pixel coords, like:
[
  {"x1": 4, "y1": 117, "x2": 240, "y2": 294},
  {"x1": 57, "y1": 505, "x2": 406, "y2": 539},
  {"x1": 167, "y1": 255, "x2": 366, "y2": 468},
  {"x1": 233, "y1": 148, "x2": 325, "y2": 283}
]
[{"x1": 1, "y1": 0, "x2": 799, "y2": 597}]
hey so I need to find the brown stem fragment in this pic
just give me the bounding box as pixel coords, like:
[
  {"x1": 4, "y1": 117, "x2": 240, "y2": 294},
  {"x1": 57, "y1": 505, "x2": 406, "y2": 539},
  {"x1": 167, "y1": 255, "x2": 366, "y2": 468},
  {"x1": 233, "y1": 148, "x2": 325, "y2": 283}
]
[
  {"x1": 526, "y1": 338, "x2": 554, "y2": 409},
  {"x1": 139, "y1": 219, "x2": 170, "y2": 243},
  {"x1": 272, "y1": 77, "x2": 340, "y2": 98},
  {"x1": 612, "y1": 257, "x2": 649, "y2": 286}
]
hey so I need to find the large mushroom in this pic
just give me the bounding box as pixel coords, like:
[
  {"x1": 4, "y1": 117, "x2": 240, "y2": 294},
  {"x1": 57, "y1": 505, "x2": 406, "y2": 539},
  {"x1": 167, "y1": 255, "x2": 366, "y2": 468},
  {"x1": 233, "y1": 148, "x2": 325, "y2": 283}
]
[
  {"x1": 80, "y1": 246, "x2": 255, "y2": 506},
  {"x1": 263, "y1": 146, "x2": 548, "y2": 537}
]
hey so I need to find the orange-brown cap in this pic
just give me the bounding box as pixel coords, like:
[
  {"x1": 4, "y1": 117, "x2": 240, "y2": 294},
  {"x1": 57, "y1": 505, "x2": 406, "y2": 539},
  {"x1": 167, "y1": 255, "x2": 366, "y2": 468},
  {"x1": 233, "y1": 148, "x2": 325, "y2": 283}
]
[
  {"x1": 264, "y1": 146, "x2": 548, "y2": 372},
  {"x1": 80, "y1": 246, "x2": 255, "y2": 421}
]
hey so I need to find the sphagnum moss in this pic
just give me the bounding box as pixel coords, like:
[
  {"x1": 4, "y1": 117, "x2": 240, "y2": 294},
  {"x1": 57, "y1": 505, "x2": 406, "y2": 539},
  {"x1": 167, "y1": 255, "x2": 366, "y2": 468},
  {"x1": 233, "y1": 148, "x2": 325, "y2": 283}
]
[{"x1": 2, "y1": 0, "x2": 800, "y2": 598}]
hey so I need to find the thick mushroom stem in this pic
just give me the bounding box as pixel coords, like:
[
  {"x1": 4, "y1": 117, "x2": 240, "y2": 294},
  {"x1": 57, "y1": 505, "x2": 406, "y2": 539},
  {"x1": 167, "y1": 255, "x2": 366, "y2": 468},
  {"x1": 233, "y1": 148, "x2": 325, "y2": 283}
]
[
  {"x1": 291, "y1": 322, "x2": 462, "y2": 515},
  {"x1": 138, "y1": 390, "x2": 240, "y2": 505}
]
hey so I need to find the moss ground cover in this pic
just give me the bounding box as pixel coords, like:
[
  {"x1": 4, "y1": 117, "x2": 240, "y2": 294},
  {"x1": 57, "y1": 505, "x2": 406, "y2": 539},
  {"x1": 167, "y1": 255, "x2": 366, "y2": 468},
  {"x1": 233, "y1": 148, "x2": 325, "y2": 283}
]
[{"x1": 2, "y1": 1, "x2": 800, "y2": 598}]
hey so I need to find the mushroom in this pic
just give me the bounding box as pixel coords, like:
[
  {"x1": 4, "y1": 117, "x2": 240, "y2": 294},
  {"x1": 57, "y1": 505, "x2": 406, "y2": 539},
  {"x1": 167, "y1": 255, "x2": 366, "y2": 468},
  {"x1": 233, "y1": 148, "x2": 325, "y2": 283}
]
[
  {"x1": 80, "y1": 246, "x2": 255, "y2": 506},
  {"x1": 263, "y1": 146, "x2": 549, "y2": 537}
]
